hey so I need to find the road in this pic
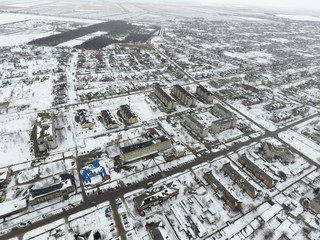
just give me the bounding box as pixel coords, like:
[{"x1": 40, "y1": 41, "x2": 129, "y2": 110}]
[
  {"x1": 3, "y1": 107, "x2": 319, "y2": 239},
  {"x1": 2, "y1": 32, "x2": 319, "y2": 239}
]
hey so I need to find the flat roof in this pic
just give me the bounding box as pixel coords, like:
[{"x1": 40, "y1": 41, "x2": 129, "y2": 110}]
[{"x1": 120, "y1": 136, "x2": 169, "y2": 154}]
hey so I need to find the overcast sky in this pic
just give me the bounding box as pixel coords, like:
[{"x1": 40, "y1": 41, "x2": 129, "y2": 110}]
[{"x1": 153, "y1": 0, "x2": 320, "y2": 13}]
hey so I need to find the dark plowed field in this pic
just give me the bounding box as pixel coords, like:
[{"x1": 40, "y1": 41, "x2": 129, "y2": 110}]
[{"x1": 28, "y1": 20, "x2": 159, "y2": 50}]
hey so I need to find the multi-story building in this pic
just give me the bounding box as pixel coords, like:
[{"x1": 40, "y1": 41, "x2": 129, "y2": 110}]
[
  {"x1": 195, "y1": 85, "x2": 214, "y2": 102},
  {"x1": 172, "y1": 84, "x2": 196, "y2": 107},
  {"x1": 101, "y1": 110, "x2": 118, "y2": 129},
  {"x1": 222, "y1": 162, "x2": 257, "y2": 198},
  {"x1": 120, "y1": 104, "x2": 138, "y2": 124},
  {"x1": 77, "y1": 109, "x2": 93, "y2": 128},
  {"x1": 238, "y1": 154, "x2": 275, "y2": 188},
  {"x1": 29, "y1": 173, "x2": 75, "y2": 205},
  {"x1": 154, "y1": 86, "x2": 176, "y2": 111},
  {"x1": 120, "y1": 136, "x2": 172, "y2": 162},
  {"x1": 184, "y1": 114, "x2": 208, "y2": 138},
  {"x1": 133, "y1": 182, "x2": 179, "y2": 212},
  {"x1": 261, "y1": 142, "x2": 293, "y2": 164},
  {"x1": 211, "y1": 117, "x2": 237, "y2": 134},
  {"x1": 36, "y1": 112, "x2": 57, "y2": 152},
  {"x1": 210, "y1": 104, "x2": 233, "y2": 118},
  {"x1": 204, "y1": 171, "x2": 241, "y2": 211}
]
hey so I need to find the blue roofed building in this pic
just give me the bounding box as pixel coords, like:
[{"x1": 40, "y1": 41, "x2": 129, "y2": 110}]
[{"x1": 82, "y1": 161, "x2": 110, "y2": 186}]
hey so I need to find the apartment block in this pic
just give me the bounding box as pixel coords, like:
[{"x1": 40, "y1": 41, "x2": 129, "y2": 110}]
[
  {"x1": 154, "y1": 86, "x2": 176, "y2": 111},
  {"x1": 195, "y1": 85, "x2": 214, "y2": 102},
  {"x1": 172, "y1": 84, "x2": 196, "y2": 107}
]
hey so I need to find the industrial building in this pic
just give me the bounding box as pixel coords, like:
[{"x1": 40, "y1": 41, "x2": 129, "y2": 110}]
[
  {"x1": 238, "y1": 154, "x2": 275, "y2": 188},
  {"x1": 154, "y1": 86, "x2": 176, "y2": 111},
  {"x1": 211, "y1": 117, "x2": 237, "y2": 134},
  {"x1": 120, "y1": 136, "x2": 172, "y2": 162},
  {"x1": 184, "y1": 114, "x2": 208, "y2": 138},
  {"x1": 29, "y1": 173, "x2": 75, "y2": 205},
  {"x1": 36, "y1": 112, "x2": 57, "y2": 152},
  {"x1": 133, "y1": 182, "x2": 179, "y2": 212},
  {"x1": 203, "y1": 171, "x2": 241, "y2": 211},
  {"x1": 172, "y1": 84, "x2": 196, "y2": 107},
  {"x1": 120, "y1": 104, "x2": 138, "y2": 124},
  {"x1": 222, "y1": 162, "x2": 257, "y2": 198},
  {"x1": 101, "y1": 110, "x2": 118, "y2": 129},
  {"x1": 195, "y1": 85, "x2": 214, "y2": 102}
]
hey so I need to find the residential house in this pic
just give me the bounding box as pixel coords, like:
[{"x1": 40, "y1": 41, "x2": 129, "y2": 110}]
[
  {"x1": 154, "y1": 86, "x2": 176, "y2": 111},
  {"x1": 195, "y1": 85, "x2": 214, "y2": 102},
  {"x1": 184, "y1": 114, "x2": 208, "y2": 138},
  {"x1": 36, "y1": 112, "x2": 57, "y2": 152},
  {"x1": 238, "y1": 154, "x2": 275, "y2": 188},
  {"x1": 172, "y1": 85, "x2": 196, "y2": 107},
  {"x1": 222, "y1": 162, "x2": 257, "y2": 198},
  {"x1": 133, "y1": 182, "x2": 179, "y2": 212},
  {"x1": 203, "y1": 171, "x2": 241, "y2": 211},
  {"x1": 120, "y1": 104, "x2": 138, "y2": 124}
]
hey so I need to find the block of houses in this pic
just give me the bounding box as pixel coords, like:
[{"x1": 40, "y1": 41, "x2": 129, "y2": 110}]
[
  {"x1": 172, "y1": 84, "x2": 196, "y2": 107},
  {"x1": 261, "y1": 142, "x2": 293, "y2": 164},
  {"x1": 101, "y1": 110, "x2": 118, "y2": 129},
  {"x1": 120, "y1": 136, "x2": 172, "y2": 162},
  {"x1": 184, "y1": 114, "x2": 209, "y2": 138},
  {"x1": 195, "y1": 85, "x2": 214, "y2": 102},
  {"x1": 29, "y1": 173, "x2": 75, "y2": 205},
  {"x1": 238, "y1": 154, "x2": 276, "y2": 188},
  {"x1": 242, "y1": 84, "x2": 260, "y2": 93},
  {"x1": 211, "y1": 117, "x2": 237, "y2": 134},
  {"x1": 133, "y1": 182, "x2": 179, "y2": 212},
  {"x1": 204, "y1": 171, "x2": 241, "y2": 211},
  {"x1": 271, "y1": 112, "x2": 291, "y2": 123},
  {"x1": 291, "y1": 105, "x2": 309, "y2": 116},
  {"x1": 154, "y1": 86, "x2": 176, "y2": 111},
  {"x1": 263, "y1": 102, "x2": 286, "y2": 111},
  {"x1": 242, "y1": 98, "x2": 263, "y2": 106},
  {"x1": 222, "y1": 162, "x2": 257, "y2": 198},
  {"x1": 77, "y1": 109, "x2": 93, "y2": 128},
  {"x1": 82, "y1": 161, "x2": 110, "y2": 186},
  {"x1": 120, "y1": 104, "x2": 138, "y2": 124},
  {"x1": 36, "y1": 112, "x2": 57, "y2": 152}
]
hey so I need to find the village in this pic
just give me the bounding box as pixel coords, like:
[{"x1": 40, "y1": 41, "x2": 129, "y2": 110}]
[{"x1": 0, "y1": 3, "x2": 320, "y2": 240}]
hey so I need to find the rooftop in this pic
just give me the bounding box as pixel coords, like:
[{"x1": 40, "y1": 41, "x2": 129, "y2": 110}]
[{"x1": 120, "y1": 136, "x2": 169, "y2": 154}]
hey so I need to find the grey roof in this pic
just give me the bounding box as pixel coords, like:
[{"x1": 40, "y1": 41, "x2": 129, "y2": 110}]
[
  {"x1": 239, "y1": 154, "x2": 274, "y2": 185},
  {"x1": 222, "y1": 162, "x2": 256, "y2": 195},
  {"x1": 204, "y1": 171, "x2": 239, "y2": 206}
]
